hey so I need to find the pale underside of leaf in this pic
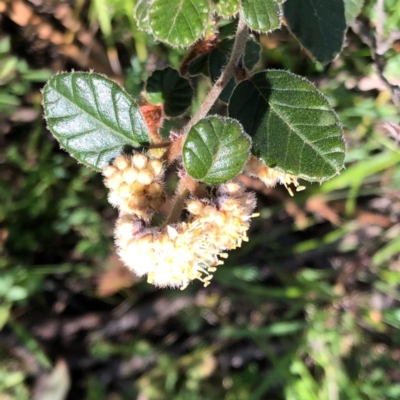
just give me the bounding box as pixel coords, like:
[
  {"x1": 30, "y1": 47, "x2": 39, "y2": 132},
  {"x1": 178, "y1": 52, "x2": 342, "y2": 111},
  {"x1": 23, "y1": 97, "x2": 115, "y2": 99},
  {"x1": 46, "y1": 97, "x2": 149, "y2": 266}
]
[{"x1": 43, "y1": 73, "x2": 149, "y2": 171}]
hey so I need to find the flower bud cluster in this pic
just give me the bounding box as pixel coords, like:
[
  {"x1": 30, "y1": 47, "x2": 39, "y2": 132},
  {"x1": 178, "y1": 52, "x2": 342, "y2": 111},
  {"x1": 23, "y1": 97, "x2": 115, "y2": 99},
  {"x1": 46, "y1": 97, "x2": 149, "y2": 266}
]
[
  {"x1": 103, "y1": 154, "x2": 164, "y2": 221},
  {"x1": 103, "y1": 154, "x2": 257, "y2": 289},
  {"x1": 114, "y1": 182, "x2": 256, "y2": 289},
  {"x1": 187, "y1": 182, "x2": 256, "y2": 251}
]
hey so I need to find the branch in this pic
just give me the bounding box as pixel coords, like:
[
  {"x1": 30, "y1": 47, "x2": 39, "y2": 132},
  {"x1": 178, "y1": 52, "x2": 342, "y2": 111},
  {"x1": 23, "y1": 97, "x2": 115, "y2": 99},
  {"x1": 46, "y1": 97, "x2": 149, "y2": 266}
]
[
  {"x1": 182, "y1": 15, "x2": 249, "y2": 137},
  {"x1": 162, "y1": 177, "x2": 189, "y2": 227},
  {"x1": 161, "y1": 17, "x2": 250, "y2": 224},
  {"x1": 376, "y1": 0, "x2": 385, "y2": 53},
  {"x1": 351, "y1": 17, "x2": 400, "y2": 109}
]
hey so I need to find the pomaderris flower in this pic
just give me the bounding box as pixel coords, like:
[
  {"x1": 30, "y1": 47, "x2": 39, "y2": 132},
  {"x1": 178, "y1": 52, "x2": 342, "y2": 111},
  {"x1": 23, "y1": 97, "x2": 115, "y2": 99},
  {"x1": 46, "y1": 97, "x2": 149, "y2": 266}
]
[
  {"x1": 103, "y1": 154, "x2": 164, "y2": 221},
  {"x1": 103, "y1": 153, "x2": 257, "y2": 289}
]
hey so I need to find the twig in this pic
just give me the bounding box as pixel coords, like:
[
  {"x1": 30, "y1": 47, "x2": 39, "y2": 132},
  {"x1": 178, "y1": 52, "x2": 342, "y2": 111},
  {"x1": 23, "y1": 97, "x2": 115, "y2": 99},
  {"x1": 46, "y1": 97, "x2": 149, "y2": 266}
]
[
  {"x1": 376, "y1": 0, "x2": 385, "y2": 53},
  {"x1": 181, "y1": 15, "x2": 249, "y2": 137},
  {"x1": 351, "y1": 16, "x2": 400, "y2": 109},
  {"x1": 162, "y1": 178, "x2": 189, "y2": 227},
  {"x1": 380, "y1": 31, "x2": 400, "y2": 54},
  {"x1": 160, "y1": 16, "x2": 250, "y2": 224}
]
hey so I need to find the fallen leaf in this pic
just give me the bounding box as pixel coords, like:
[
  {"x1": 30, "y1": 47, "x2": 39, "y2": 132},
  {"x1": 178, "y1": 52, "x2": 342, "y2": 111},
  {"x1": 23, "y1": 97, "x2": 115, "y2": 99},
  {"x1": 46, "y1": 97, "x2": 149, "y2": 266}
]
[
  {"x1": 32, "y1": 359, "x2": 70, "y2": 400},
  {"x1": 97, "y1": 254, "x2": 137, "y2": 296}
]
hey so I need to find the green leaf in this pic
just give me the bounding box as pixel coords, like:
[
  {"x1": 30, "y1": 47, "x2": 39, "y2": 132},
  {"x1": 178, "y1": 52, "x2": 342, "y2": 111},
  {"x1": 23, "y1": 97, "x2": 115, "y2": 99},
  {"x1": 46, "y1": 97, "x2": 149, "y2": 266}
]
[
  {"x1": 284, "y1": 0, "x2": 346, "y2": 64},
  {"x1": 228, "y1": 70, "x2": 345, "y2": 182},
  {"x1": 134, "y1": 0, "x2": 153, "y2": 33},
  {"x1": 343, "y1": 0, "x2": 364, "y2": 25},
  {"x1": 372, "y1": 236, "x2": 400, "y2": 267},
  {"x1": 182, "y1": 116, "x2": 251, "y2": 185},
  {"x1": 240, "y1": 0, "x2": 283, "y2": 33},
  {"x1": 43, "y1": 72, "x2": 150, "y2": 171},
  {"x1": 219, "y1": 19, "x2": 239, "y2": 38},
  {"x1": 0, "y1": 304, "x2": 11, "y2": 331},
  {"x1": 213, "y1": 0, "x2": 240, "y2": 18},
  {"x1": 146, "y1": 67, "x2": 193, "y2": 117},
  {"x1": 187, "y1": 53, "x2": 210, "y2": 76},
  {"x1": 149, "y1": 0, "x2": 210, "y2": 47},
  {"x1": 209, "y1": 38, "x2": 260, "y2": 102}
]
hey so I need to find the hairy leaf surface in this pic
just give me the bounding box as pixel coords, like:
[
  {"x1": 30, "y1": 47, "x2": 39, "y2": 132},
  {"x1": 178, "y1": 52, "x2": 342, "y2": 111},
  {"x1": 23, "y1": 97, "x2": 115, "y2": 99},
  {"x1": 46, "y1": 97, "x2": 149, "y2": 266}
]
[
  {"x1": 183, "y1": 116, "x2": 251, "y2": 184},
  {"x1": 146, "y1": 67, "x2": 193, "y2": 117},
  {"x1": 149, "y1": 0, "x2": 210, "y2": 47},
  {"x1": 228, "y1": 70, "x2": 345, "y2": 182},
  {"x1": 213, "y1": 0, "x2": 240, "y2": 18},
  {"x1": 284, "y1": 0, "x2": 346, "y2": 64},
  {"x1": 43, "y1": 73, "x2": 149, "y2": 171},
  {"x1": 240, "y1": 0, "x2": 283, "y2": 32}
]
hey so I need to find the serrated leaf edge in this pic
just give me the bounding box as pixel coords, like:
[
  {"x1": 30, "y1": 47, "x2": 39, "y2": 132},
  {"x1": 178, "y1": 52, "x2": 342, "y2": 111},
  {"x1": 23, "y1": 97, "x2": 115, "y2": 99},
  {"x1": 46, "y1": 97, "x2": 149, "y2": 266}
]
[
  {"x1": 183, "y1": 115, "x2": 252, "y2": 184},
  {"x1": 145, "y1": 67, "x2": 194, "y2": 117},
  {"x1": 284, "y1": 0, "x2": 346, "y2": 64},
  {"x1": 239, "y1": 0, "x2": 285, "y2": 34},
  {"x1": 134, "y1": 0, "x2": 155, "y2": 34},
  {"x1": 42, "y1": 71, "x2": 149, "y2": 172},
  {"x1": 148, "y1": 0, "x2": 211, "y2": 49},
  {"x1": 229, "y1": 69, "x2": 345, "y2": 182}
]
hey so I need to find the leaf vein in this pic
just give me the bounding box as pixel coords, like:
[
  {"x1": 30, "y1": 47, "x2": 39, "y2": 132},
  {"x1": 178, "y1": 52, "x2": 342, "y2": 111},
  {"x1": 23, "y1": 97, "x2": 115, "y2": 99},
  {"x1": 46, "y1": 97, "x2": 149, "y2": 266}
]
[{"x1": 253, "y1": 85, "x2": 340, "y2": 170}]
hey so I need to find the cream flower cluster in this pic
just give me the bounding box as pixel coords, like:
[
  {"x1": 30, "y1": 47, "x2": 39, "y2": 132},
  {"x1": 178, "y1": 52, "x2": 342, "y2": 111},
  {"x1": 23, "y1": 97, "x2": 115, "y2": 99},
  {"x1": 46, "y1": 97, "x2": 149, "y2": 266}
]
[
  {"x1": 103, "y1": 154, "x2": 164, "y2": 221},
  {"x1": 116, "y1": 182, "x2": 256, "y2": 289},
  {"x1": 103, "y1": 154, "x2": 256, "y2": 289}
]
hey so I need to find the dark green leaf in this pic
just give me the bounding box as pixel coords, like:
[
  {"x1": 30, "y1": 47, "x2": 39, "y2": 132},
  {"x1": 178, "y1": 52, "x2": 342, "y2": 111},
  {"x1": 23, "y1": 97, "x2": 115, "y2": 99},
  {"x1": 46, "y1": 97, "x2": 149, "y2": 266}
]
[
  {"x1": 284, "y1": 0, "x2": 346, "y2": 64},
  {"x1": 146, "y1": 67, "x2": 193, "y2": 117},
  {"x1": 219, "y1": 19, "x2": 239, "y2": 38},
  {"x1": 228, "y1": 70, "x2": 345, "y2": 182},
  {"x1": 240, "y1": 0, "x2": 283, "y2": 32},
  {"x1": 214, "y1": 37, "x2": 260, "y2": 69},
  {"x1": 209, "y1": 38, "x2": 260, "y2": 102},
  {"x1": 187, "y1": 53, "x2": 210, "y2": 77},
  {"x1": 43, "y1": 72, "x2": 149, "y2": 171},
  {"x1": 149, "y1": 0, "x2": 210, "y2": 47},
  {"x1": 183, "y1": 116, "x2": 251, "y2": 184}
]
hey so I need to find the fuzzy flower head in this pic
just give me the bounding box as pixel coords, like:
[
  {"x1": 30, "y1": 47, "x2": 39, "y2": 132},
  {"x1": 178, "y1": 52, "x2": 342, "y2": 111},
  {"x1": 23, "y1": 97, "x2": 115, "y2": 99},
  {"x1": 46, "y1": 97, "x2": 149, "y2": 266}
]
[
  {"x1": 103, "y1": 153, "x2": 164, "y2": 220},
  {"x1": 114, "y1": 182, "x2": 257, "y2": 289},
  {"x1": 116, "y1": 220, "x2": 221, "y2": 289},
  {"x1": 187, "y1": 182, "x2": 257, "y2": 251}
]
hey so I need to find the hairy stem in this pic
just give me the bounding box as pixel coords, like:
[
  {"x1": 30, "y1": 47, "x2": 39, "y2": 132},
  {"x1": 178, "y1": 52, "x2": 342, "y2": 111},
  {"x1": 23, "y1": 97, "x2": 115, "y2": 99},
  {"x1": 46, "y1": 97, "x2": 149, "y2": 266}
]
[
  {"x1": 148, "y1": 141, "x2": 172, "y2": 149},
  {"x1": 182, "y1": 15, "x2": 249, "y2": 137},
  {"x1": 162, "y1": 178, "x2": 189, "y2": 227},
  {"x1": 162, "y1": 16, "x2": 249, "y2": 223}
]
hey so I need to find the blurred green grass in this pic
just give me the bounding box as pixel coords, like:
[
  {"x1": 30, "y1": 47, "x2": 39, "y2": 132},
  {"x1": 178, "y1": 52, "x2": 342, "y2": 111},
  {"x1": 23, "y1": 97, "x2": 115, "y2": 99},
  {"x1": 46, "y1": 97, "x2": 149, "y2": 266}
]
[{"x1": 1, "y1": 0, "x2": 400, "y2": 399}]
